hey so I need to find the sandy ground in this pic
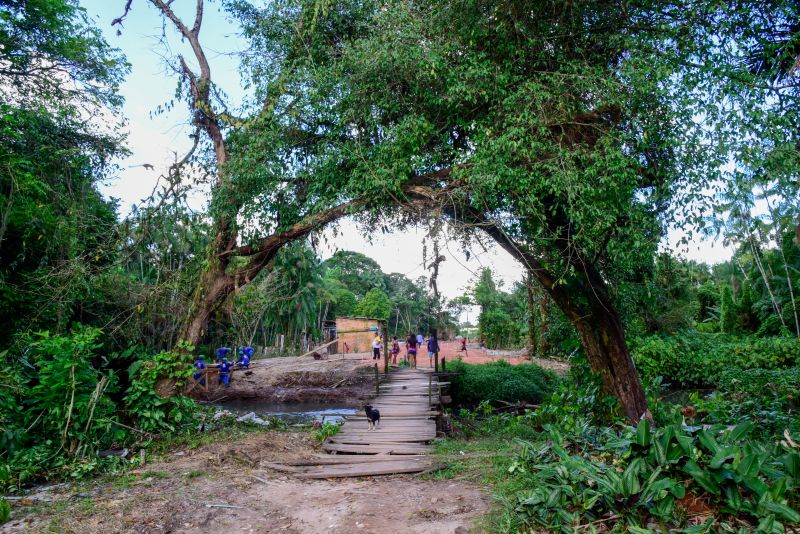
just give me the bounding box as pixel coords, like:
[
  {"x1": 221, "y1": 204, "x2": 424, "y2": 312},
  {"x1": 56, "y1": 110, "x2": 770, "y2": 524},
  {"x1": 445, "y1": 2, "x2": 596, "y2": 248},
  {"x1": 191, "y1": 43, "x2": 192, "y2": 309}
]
[
  {"x1": 3, "y1": 431, "x2": 489, "y2": 534},
  {"x1": 397, "y1": 340, "x2": 570, "y2": 375}
]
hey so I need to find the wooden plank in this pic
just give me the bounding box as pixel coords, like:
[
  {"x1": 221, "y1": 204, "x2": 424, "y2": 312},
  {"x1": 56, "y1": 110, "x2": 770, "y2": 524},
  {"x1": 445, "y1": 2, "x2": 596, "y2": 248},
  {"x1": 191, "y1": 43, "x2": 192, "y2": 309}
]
[
  {"x1": 329, "y1": 438, "x2": 435, "y2": 444},
  {"x1": 321, "y1": 443, "x2": 430, "y2": 455},
  {"x1": 281, "y1": 455, "x2": 429, "y2": 466},
  {"x1": 297, "y1": 461, "x2": 436, "y2": 479},
  {"x1": 329, "y1": 436, "x2": 434, "y2": 444},
  {"x1": 296, "y1": 338, "x2": 340, "y2": 358}
]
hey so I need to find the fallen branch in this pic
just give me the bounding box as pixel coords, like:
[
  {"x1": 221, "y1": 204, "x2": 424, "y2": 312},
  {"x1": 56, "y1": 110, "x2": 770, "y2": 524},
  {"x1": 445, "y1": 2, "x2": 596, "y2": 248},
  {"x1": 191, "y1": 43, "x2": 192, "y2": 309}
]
[{"x1": 331, "y1": 378, "x2": 348, "y2": 389}]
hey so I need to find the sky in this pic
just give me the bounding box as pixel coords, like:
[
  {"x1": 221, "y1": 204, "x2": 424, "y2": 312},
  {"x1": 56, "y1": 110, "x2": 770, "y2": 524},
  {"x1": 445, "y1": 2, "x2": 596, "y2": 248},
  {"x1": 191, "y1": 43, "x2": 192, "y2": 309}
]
[{"x1": 81, "y1": 0, "x2": 734, "y2": 304}]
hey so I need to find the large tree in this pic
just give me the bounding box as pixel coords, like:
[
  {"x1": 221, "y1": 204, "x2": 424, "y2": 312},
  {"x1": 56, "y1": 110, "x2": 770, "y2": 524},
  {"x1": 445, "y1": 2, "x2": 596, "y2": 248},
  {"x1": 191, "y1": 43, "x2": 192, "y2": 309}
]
[
  {"x1": 119, "y1": 0, "x2": 800, "y2": 421},
  {"x1": 113, "y1": 0, "x2": 452, "y2": 352},
  {"x1": 227, "y1": 0, "x2": 677, "y2": 420},
  {"x1": 227, "y1": 0, "x2": 800, "y2": 421}
]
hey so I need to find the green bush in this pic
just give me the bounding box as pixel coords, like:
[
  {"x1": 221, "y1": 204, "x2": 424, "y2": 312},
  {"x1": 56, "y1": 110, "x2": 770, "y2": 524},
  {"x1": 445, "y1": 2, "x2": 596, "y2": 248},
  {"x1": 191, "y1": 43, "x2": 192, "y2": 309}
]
[
  {"x1": 678, "y1": 368, "x2": 800, "y2": 439},
  {"x1": 0, "y1": 326, "x2": 125, "y2": 490},
  {"x1": 124, "y1": 342, "x2": 198, "y2": 433},
  {"x1": 631, "y1": 333, "x2": 800, "y2": 387},
  {"x1": 513, "y1": 420, "x2": 800, "y2": 532},
  {"x1": 0, "y1": 329, "x2": 205, "y2": 491},
  {"x1": 718, "y1": 367, "x2": 800, "y2": 407},
  {"x1": 448, "y1": 360, "x2": 559, "y2": 407}
]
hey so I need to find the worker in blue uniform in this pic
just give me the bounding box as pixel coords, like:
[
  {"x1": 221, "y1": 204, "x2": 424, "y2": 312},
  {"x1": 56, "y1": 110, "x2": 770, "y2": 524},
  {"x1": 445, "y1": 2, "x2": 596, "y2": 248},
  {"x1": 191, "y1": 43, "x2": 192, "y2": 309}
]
[
  {"x1": 236, "y1": 347, "x2": 253, "y2": 368},
  {"x1": 215, "y1": 347, "x2": 231, "y2": 363},
  {"x1": 193, "y1": 355, "x2": 206, "y2": 385},
  {"x1": 218, "y1": 357, "x2": 233, "y2": 386}
]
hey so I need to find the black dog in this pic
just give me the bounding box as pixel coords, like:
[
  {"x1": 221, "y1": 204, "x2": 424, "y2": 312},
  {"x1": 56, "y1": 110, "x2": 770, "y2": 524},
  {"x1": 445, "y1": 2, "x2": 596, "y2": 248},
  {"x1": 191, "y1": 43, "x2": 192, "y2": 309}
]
[{"x1": 364, "y1": 405, "x2": 381, "y2": 430}]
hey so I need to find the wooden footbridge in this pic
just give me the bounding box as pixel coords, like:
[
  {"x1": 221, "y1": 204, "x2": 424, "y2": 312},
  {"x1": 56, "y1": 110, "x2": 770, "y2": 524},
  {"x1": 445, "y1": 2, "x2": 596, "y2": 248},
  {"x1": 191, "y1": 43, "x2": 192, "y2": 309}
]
[{"x1": 267, "y1": 368, "x2": 444, "y2": 479}]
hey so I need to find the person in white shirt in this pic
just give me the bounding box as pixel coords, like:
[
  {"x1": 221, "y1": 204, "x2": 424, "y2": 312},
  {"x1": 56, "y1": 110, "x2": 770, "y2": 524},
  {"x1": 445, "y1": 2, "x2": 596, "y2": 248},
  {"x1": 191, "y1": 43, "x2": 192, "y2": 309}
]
[{"x1": 372, "y1": 335, "x2": 383, "y2": 360}]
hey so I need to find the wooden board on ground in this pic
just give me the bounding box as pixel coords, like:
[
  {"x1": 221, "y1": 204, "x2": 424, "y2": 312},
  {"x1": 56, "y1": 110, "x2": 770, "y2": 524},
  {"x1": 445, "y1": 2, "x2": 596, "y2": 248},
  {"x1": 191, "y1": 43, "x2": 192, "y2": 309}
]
[
  {"x1": 297, "y1": 460, "x2": 439, "y2": 479},
  {"x1": 321, "y1": 442, "x2": 430, "y2": 455},
  {"x1": 280, "y1": 454, "x2": 430, "y2": 466}
]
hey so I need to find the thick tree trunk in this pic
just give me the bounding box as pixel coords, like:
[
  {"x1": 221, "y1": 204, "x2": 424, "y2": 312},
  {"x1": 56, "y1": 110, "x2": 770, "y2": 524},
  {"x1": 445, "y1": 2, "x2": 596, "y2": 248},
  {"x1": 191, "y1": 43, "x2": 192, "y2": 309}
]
[
  {"x1": 564, "y1": 292, "x2": 650, "y2": 422},
  {"x1": 182, "y1": 265, "x2": 234, "y2": 349},
  {"x1": 473, "y1": 215, "x2": 650, "y2": 423},
  {"x1": 541, "y1": 273, "x2": 649, "y2": 422}
]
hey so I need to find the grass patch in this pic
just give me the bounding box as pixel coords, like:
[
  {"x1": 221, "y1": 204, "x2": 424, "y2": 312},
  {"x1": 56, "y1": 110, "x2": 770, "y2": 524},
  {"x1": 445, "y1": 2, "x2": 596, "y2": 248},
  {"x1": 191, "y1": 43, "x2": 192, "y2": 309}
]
[
  {"x1": 112, "y1": 474, "x2": 137, "y2": 489},
  {"x1": 447, "y1": 360, "x2": 559, "y2": 407}
]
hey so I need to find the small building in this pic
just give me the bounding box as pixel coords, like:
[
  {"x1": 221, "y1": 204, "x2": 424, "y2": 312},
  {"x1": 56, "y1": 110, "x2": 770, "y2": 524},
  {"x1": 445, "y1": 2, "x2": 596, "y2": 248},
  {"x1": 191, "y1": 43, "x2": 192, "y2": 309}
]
[{"x1": 333, "y1": 316, "x2": 382, "y2": 354}]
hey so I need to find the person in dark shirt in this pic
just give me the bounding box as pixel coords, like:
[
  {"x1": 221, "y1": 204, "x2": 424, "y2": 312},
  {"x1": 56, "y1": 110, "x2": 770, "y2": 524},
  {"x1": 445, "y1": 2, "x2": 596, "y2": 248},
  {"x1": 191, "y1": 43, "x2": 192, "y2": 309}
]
[
  {"x1": 426, "y1": 336, "x2": 439, "y2": 368},
  {"x1": 406, "y1": 333, "x2": 418, "y2": 369}
]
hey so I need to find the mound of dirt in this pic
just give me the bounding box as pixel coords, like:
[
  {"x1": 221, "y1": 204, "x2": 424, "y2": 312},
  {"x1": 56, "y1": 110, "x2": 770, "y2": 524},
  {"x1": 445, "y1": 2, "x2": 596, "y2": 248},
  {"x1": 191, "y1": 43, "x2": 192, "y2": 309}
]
[{"x1": 195, "y1": 353, "x2": 378, "y2": 404}]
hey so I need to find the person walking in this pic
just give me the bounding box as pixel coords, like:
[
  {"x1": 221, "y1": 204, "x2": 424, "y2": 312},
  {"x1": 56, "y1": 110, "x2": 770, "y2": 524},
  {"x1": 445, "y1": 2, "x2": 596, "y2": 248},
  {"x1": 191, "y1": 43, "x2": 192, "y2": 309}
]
[
  {"x1": 426, "y1": 335, "x2": 439, "y2": 368},
  {"x1": 193, "y1": 355, "x2": 206, "y2": 386},
  {"x1": 406, "y1": 333, "x2": 418, "y2": 368},
  {"x1": 391, "y1": 336, "x2": 400, "y2": 364}
]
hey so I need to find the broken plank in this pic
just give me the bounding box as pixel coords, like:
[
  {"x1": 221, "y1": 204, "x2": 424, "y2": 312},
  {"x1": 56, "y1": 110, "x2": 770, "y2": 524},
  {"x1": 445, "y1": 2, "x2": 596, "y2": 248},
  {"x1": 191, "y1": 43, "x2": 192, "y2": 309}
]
[{"x1": 297, "y1": 461, "x2": 437, "y2": 479}]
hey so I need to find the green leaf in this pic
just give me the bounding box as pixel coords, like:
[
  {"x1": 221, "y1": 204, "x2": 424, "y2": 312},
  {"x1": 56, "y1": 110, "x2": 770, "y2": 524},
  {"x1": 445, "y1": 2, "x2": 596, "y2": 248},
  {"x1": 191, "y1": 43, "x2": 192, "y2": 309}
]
[
  {"x1": 634, "y1": 419, "x2": 651, "y2": 447},
  {"x1": 710, "y1": 447, "x2": 736, "y2": 469},
  {"x1": 761, "y1": 500, "x2": 800, "y2": 523},
  {"x1": 698, "y1": 430, "x2": 721, "y2": 455},
  {"x1": 683, "y1": 460, "x2": 720, "y2": 493},
  {"x1": 783, "y1": 453, "x2": 800, "y2": 478},
  {"x1": 727, "y1": 422, "x2": 754, "y2": 442},
  {"x1": 737, "y1": 453, "x2": 762, "y2": 478},
  {"x1": 622, "y1": 459, "x2": 642, "y2": 497}
]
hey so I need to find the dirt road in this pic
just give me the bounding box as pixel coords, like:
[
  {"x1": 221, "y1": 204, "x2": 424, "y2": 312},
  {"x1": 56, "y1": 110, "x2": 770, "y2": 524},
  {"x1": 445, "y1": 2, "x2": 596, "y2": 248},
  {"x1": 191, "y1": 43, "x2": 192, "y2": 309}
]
[
  {"x1": 400, "y1": 340, "x2": 570, "y2": 374},
  {"x1": 4, "y1": 431, "x2": 489, "y2": 534}
]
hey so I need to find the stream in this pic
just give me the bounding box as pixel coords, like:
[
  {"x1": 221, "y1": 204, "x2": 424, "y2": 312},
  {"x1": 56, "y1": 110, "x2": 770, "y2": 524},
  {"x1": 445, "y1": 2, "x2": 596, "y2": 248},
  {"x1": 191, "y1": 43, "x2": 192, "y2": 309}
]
[{"x1": 214, "y1": 399, "x2": 357, "y2": 423}]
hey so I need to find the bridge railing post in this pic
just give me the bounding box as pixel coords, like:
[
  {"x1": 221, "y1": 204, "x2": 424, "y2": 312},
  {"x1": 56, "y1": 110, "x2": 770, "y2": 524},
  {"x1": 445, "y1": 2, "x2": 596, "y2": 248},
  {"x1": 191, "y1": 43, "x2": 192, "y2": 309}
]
[{"x1": 428, "y1": 374, "x2": 432, "y2": 407}]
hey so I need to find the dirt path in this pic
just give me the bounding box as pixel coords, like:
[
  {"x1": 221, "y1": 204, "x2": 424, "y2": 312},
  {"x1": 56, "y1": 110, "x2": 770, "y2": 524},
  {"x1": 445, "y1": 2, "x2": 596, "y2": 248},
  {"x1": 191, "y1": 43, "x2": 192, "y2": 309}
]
[
  {"x1": 4, "y1": 431, "x2": 489, "y2": 534},
  {"x1": 408, "y1": 340, "x2": 570, "y2": 375}
]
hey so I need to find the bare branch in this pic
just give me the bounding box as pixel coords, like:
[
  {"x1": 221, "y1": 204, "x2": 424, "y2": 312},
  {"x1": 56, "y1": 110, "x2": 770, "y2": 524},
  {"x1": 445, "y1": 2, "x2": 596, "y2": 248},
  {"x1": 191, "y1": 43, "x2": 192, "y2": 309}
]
[
  {"x1": 192, "y1": 0, "x2": 204, "y2": 36},
  {"x1": 111, "y1": 0, "x2": 134, "y2": 28}
]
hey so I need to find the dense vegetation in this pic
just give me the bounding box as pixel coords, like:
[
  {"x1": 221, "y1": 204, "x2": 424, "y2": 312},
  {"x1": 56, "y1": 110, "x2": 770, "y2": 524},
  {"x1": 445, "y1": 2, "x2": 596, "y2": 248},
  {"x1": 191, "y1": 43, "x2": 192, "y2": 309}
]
[
  {"x1": 1, "y1": 0, "x2": 800, "y2": 530},
  {"x1": 447, "y1": 360, "x2": 559, "y2": 407},
  {"x1": 438, "y1": 360, "x2": 800, "y2": 532}
]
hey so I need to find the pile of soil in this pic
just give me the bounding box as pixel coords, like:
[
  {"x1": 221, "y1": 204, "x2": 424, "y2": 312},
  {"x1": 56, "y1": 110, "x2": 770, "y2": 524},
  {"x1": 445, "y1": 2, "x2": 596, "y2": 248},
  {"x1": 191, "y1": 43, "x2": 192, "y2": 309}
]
[{"x1": 196, "y1": 353, "x2": 378, "y2": 404}]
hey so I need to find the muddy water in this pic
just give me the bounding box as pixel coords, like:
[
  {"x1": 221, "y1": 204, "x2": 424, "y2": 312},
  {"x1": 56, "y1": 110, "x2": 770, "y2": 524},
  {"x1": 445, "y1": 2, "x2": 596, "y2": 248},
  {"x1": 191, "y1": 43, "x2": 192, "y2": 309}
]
[{"x1": 215, "y1": 399, "x2": 357, "y2": 423}]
